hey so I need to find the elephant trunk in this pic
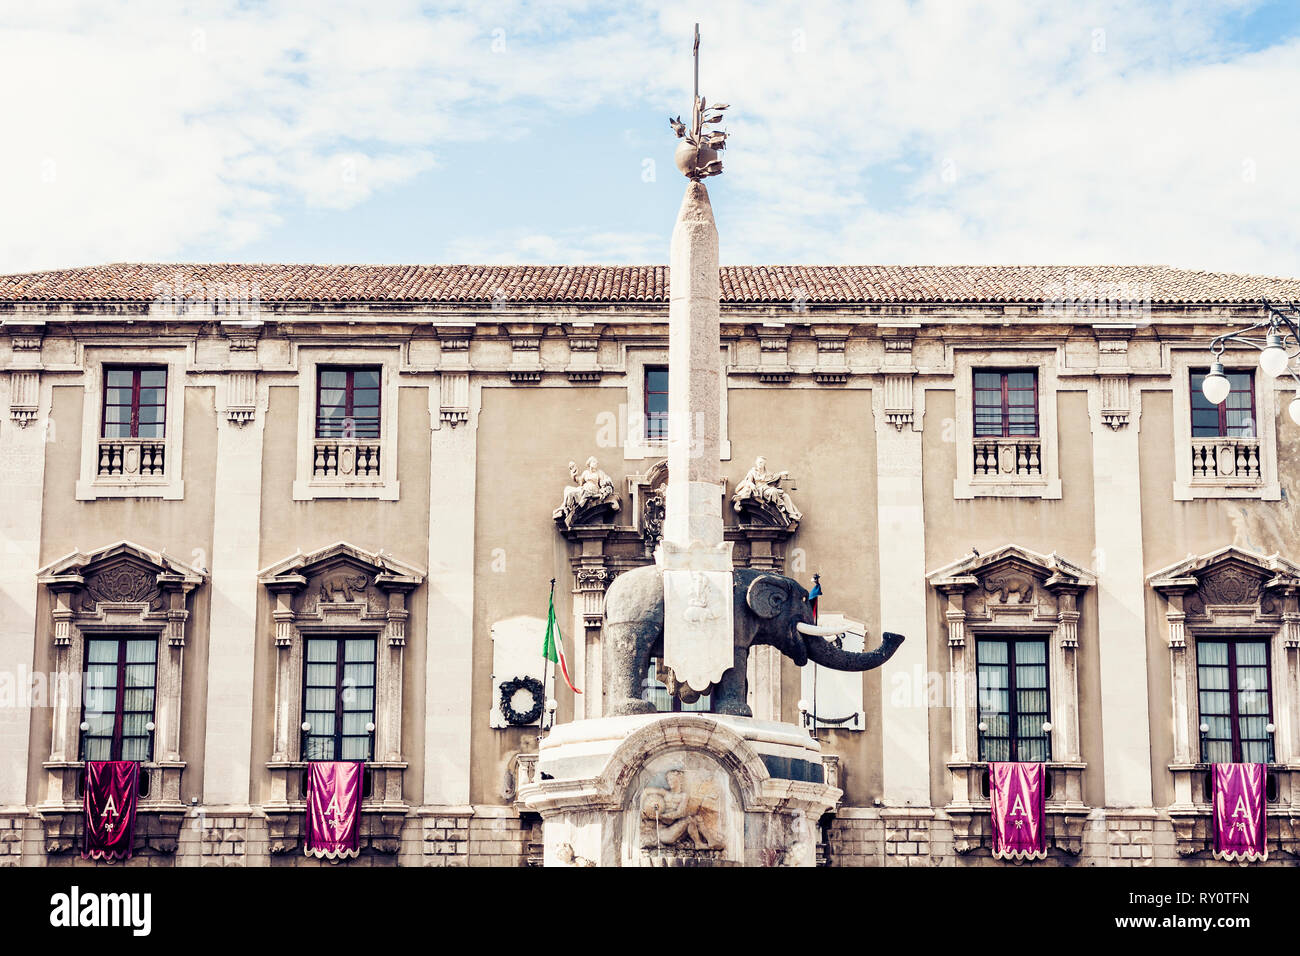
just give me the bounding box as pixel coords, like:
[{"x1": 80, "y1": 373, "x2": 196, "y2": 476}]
[{"x1": 802, "y1": 630, "x2": 905, "y2": 671}]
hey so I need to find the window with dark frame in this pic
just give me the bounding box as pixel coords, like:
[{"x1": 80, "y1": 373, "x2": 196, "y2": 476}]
[
  {"x1": 645, "y1": 366, "x2": 669, "y2": 440},
  {"x1": 81, "y1": 636, "x2": 157, "y2": 762},
  {"x1": 977, "y1": 637, "x2": 1050, "y2": 762},
  {"x1": 1190, "y1": 370, "x2": 1257, "y2": 438},
  {"x1": 641, "y1": 658, "x2": 712, "y2": 713},
  {"x1": 302, "y1": 636, "x2": 376, "y2": 761},
  {"x1": 1197, "y1": 639, "x2": 1274, "y2": 764},
  {"x1": 102, "y1": 367, "x2": 167, "y2": 439},
  {"x1": 316, "y1": 367, "x2": 381, "y2": 439},
  {"x1": 973, "y1": 370, "x2": 1038, "y2": 437}
]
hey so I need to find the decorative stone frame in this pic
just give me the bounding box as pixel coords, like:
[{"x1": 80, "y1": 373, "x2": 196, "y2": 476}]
[
  {"x1": 258, "y1": 542, "x2": 423, "y2": 855},
  {"x1": 951, "y1": 348, "x2": 1062, "y2": 500},
  {"x1": 75, "y1": 345, "x2": 188, "y2": 500},
  {"x1": 927, "y1": 545, "x2": 1094, "y2": 856},
  {"x1": 292, "y1": 346, "x2": 401, "y2": 501},
  {"x1": 1169, "y1": 348, "x2": 1281, "y2": 501},
  {"x1": 621, "y1": 347, "x2": 730, "y2": 462},
  {"x1": 1149, "y1": 547, "x2": 1300, "y2": 857},
  {"x1": 35, "y1": 542, "x2": 204, "y2": 856}
]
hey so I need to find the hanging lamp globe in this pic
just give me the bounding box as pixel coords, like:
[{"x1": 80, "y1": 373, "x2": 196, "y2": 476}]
[
  {"x1": 1260, "y1": 332, "x2": 1290, "y2": 377},
  {"x1": 1202, "y1": 361, "x2": 1231, "y2": 404}
]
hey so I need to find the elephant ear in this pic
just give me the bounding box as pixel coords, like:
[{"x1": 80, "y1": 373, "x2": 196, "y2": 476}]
[{"x1": 746, "y1": 575, "x2": 790, "y2": 619}]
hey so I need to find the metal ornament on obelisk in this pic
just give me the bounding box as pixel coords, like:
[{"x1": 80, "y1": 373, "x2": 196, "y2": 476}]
[{"x1": 659, "y1": 24, "x2": 734, "y2": 694}]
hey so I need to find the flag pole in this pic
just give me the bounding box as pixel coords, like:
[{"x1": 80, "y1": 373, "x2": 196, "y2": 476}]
[{"x1": 542, "y1": 578, "x2": 555, "y2": 732}]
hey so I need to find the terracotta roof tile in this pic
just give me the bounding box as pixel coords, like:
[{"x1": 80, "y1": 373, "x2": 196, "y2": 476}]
[{"x1": 1, "y1": 262, "x2": 1299, "y2": 305}]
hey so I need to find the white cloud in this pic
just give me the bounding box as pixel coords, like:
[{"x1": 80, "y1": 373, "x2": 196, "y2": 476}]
[{"x1": 2, "y1": 1, "x2": 1299, "y2": 275}]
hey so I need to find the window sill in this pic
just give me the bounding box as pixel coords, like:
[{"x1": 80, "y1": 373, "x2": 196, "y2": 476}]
[
  {"x1": 1173, "y1": 480, "x2": 1280, "y2": 502},
  {"x1": 292, "y1": 478, "x2": 400, "y2": 501},
  {"x1": 954, "y1": 477, "x2": 1062, "y2": 500},
  {"x1": 75, "y1": 477, "x2": 184, "y2": 501}
]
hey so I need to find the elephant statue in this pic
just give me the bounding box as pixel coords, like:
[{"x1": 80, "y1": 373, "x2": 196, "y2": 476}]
[{"x1": 602, "y1": 565, "x2": 905, "y2": 717}]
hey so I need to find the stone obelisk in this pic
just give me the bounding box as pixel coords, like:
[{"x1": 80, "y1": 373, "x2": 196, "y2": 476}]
[{"x1": 659, "y1": 25, "x2": 734, "y2": 695}]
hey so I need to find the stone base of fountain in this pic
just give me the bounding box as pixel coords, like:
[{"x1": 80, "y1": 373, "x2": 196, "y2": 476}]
[{"x1": 517, "y1": 713, "x2": 840, "y2": 867}]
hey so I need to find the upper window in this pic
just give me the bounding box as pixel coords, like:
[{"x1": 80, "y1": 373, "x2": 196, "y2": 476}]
[
  {"x1": 1197, "y1": 639, "x2": 1274, "y2": 764},
  {"x1": 1191, "y1": 370, "x2": 1256, "y2": 438},
  {"x1": 973, "y1": 370, "x2": 1038, "y2": 437},
  {"x1": 977, "y1": 637, "x2": 1050, "y2": 762},
  {"x1": 303, "y1": 636, "x2": 376, "y2": 761},
  {"x1": 316, "y1": 367, "x2": 381, "y2": 439},
  {"x1": 645, "y1": 367, "x2": 668, "y2": 440},
  {"x1": 82, "y1": 636, "x2": 157, "y2": 762},
  {"x1": 102, "y1": 367, "x2": 167, "y2": 439},
  {"x1": 641, "y1": 658, "x2": 712, "y2": 713}
]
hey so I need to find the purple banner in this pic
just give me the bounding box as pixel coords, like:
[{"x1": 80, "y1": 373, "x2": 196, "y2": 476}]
[
  {"x1": 989, "y1": 762, "x2": 1046, "y2": 860},
  {"x1": 305, "y1": 761, "x2": 363, "y2": 860},
  {"x1": 82, "y1": 761, "x2": 139, "y2": 861},
  {"x1": 1213, "y1": 763, "x2": 1266, "y2": 862}
]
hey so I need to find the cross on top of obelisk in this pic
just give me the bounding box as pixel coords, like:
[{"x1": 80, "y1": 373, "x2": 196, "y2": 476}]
[{"x1": 669, "y1": 23, "x2": 729, "y2": 180}]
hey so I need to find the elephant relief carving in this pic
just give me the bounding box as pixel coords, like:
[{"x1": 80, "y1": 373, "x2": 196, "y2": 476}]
[
  {"x1": 318, "y1": 572, "x2": 368, "y2": 604},
  {"x1": 601, "y1": 565, "x2": 905, "y2": 716},
  {"x1": 983, "y1": 573, "x2": 1035, "y2": 605}
]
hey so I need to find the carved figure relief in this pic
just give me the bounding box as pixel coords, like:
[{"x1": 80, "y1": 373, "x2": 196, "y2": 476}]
[
  {"x1": 554, "y1": 457, "x2": 621, "y2": 528},
  {"x1": 81, "y1": 563, "x2": 163, "y2": 611},
  {"x1": 641, "y1": 489, "x2": 666, "y2": 556},
  {"x1": 683, "y1": 572, "x2": 720, "y2": 624},
  {"x1": 639, "y1": 769, "x2": 725, "y2": 851},
  {"x1": 732, "y1": 456, "x2": 801, "y2": 524}
]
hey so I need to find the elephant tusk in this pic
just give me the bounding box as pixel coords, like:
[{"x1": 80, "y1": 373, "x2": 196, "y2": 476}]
[{"x1": 796, "y1": 622, "x2": 846, "y2": 638}]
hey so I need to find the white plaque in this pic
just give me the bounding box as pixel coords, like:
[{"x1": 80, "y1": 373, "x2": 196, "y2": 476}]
[{"x1": 663, "y1": 567, "x2": 734, "y2": 693}]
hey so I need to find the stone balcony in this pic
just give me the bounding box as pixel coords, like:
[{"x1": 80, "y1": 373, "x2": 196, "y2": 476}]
[
  {"x1": 312, "y1": 438, "x2": 382, "y2": 479},
  {"x1": 1190, "y1": 436, "x2": 1261, "y2": 483},
  {"x1": 96, "y1": 437, "x2": 167, "y2": 477},
  {"x1": 973, "y1": 436, "x2": 1042, "y2": 479}
]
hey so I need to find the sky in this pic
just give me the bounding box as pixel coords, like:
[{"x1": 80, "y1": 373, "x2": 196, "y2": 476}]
[{"x1": 2, "y1": 0, "x2": 1299, "y2": 276}]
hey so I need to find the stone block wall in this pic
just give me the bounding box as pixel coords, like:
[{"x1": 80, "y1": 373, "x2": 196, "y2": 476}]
[
  {"x1": 0, "y1": 815, "x2": 24, "y2": 866},
  {"x1": 8, "y1": 803, "x2": 1297, "y2": 866}
]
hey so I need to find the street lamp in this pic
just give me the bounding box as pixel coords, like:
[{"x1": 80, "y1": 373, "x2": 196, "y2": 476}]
[{"x1": 1203, "y1": 300, "x2": 1300, "y2": 410}]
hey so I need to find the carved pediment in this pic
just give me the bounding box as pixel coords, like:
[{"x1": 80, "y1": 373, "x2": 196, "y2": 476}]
[
  {"x1": 37, "y1": 541, "x2": 205, "y2": 646},
  {"x1": 258, "y1": 542, "x2": 424, "y2": 645},
  {"x1": 81, "y1": 558, "x2": 166, "y2": 612},
  {"x1": 927, "y1": 545, "x2": 1095, "y2": 624},
  {"x1": 1149, "y1": 547, "x2": 1300, "y2": 626}
]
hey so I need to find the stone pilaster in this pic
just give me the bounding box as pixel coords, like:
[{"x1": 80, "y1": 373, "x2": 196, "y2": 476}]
[
  {"x1": 424, "y1": 379, "x2": 479, "y2": 804},
  {"x1": 873, "y1": 368, "x2": 930, "y2": 806},
  {"x1": 204, "y1": 369, "x2": 266, "y2": 806},
  {"x1": 1090, "y1": 383, "x2": 1152, "y2": 807},
  {"x1": 0, "y1": 326, "x2": 46, "y2": 808}
]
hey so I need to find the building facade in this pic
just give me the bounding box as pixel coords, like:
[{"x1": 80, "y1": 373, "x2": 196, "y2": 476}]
[{"x1": 3, "y1": 262, "x2": 1300, "y2": 866}]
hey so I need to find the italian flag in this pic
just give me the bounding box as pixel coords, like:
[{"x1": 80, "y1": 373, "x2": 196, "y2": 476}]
[{"x1": 544, "y1": 589, "x2": 582, "y2": 695}]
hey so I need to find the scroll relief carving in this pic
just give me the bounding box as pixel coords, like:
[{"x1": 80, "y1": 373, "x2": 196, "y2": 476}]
[
  {"x1": 554, "y1": 457, "x2": 621, "y2": 528},
  {"x1": 1198, "y1": 566, "x2": 1263, "y2": 607},
  {"x1": 81, "y1": 563, "x2": 164, "y2": 612}
]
